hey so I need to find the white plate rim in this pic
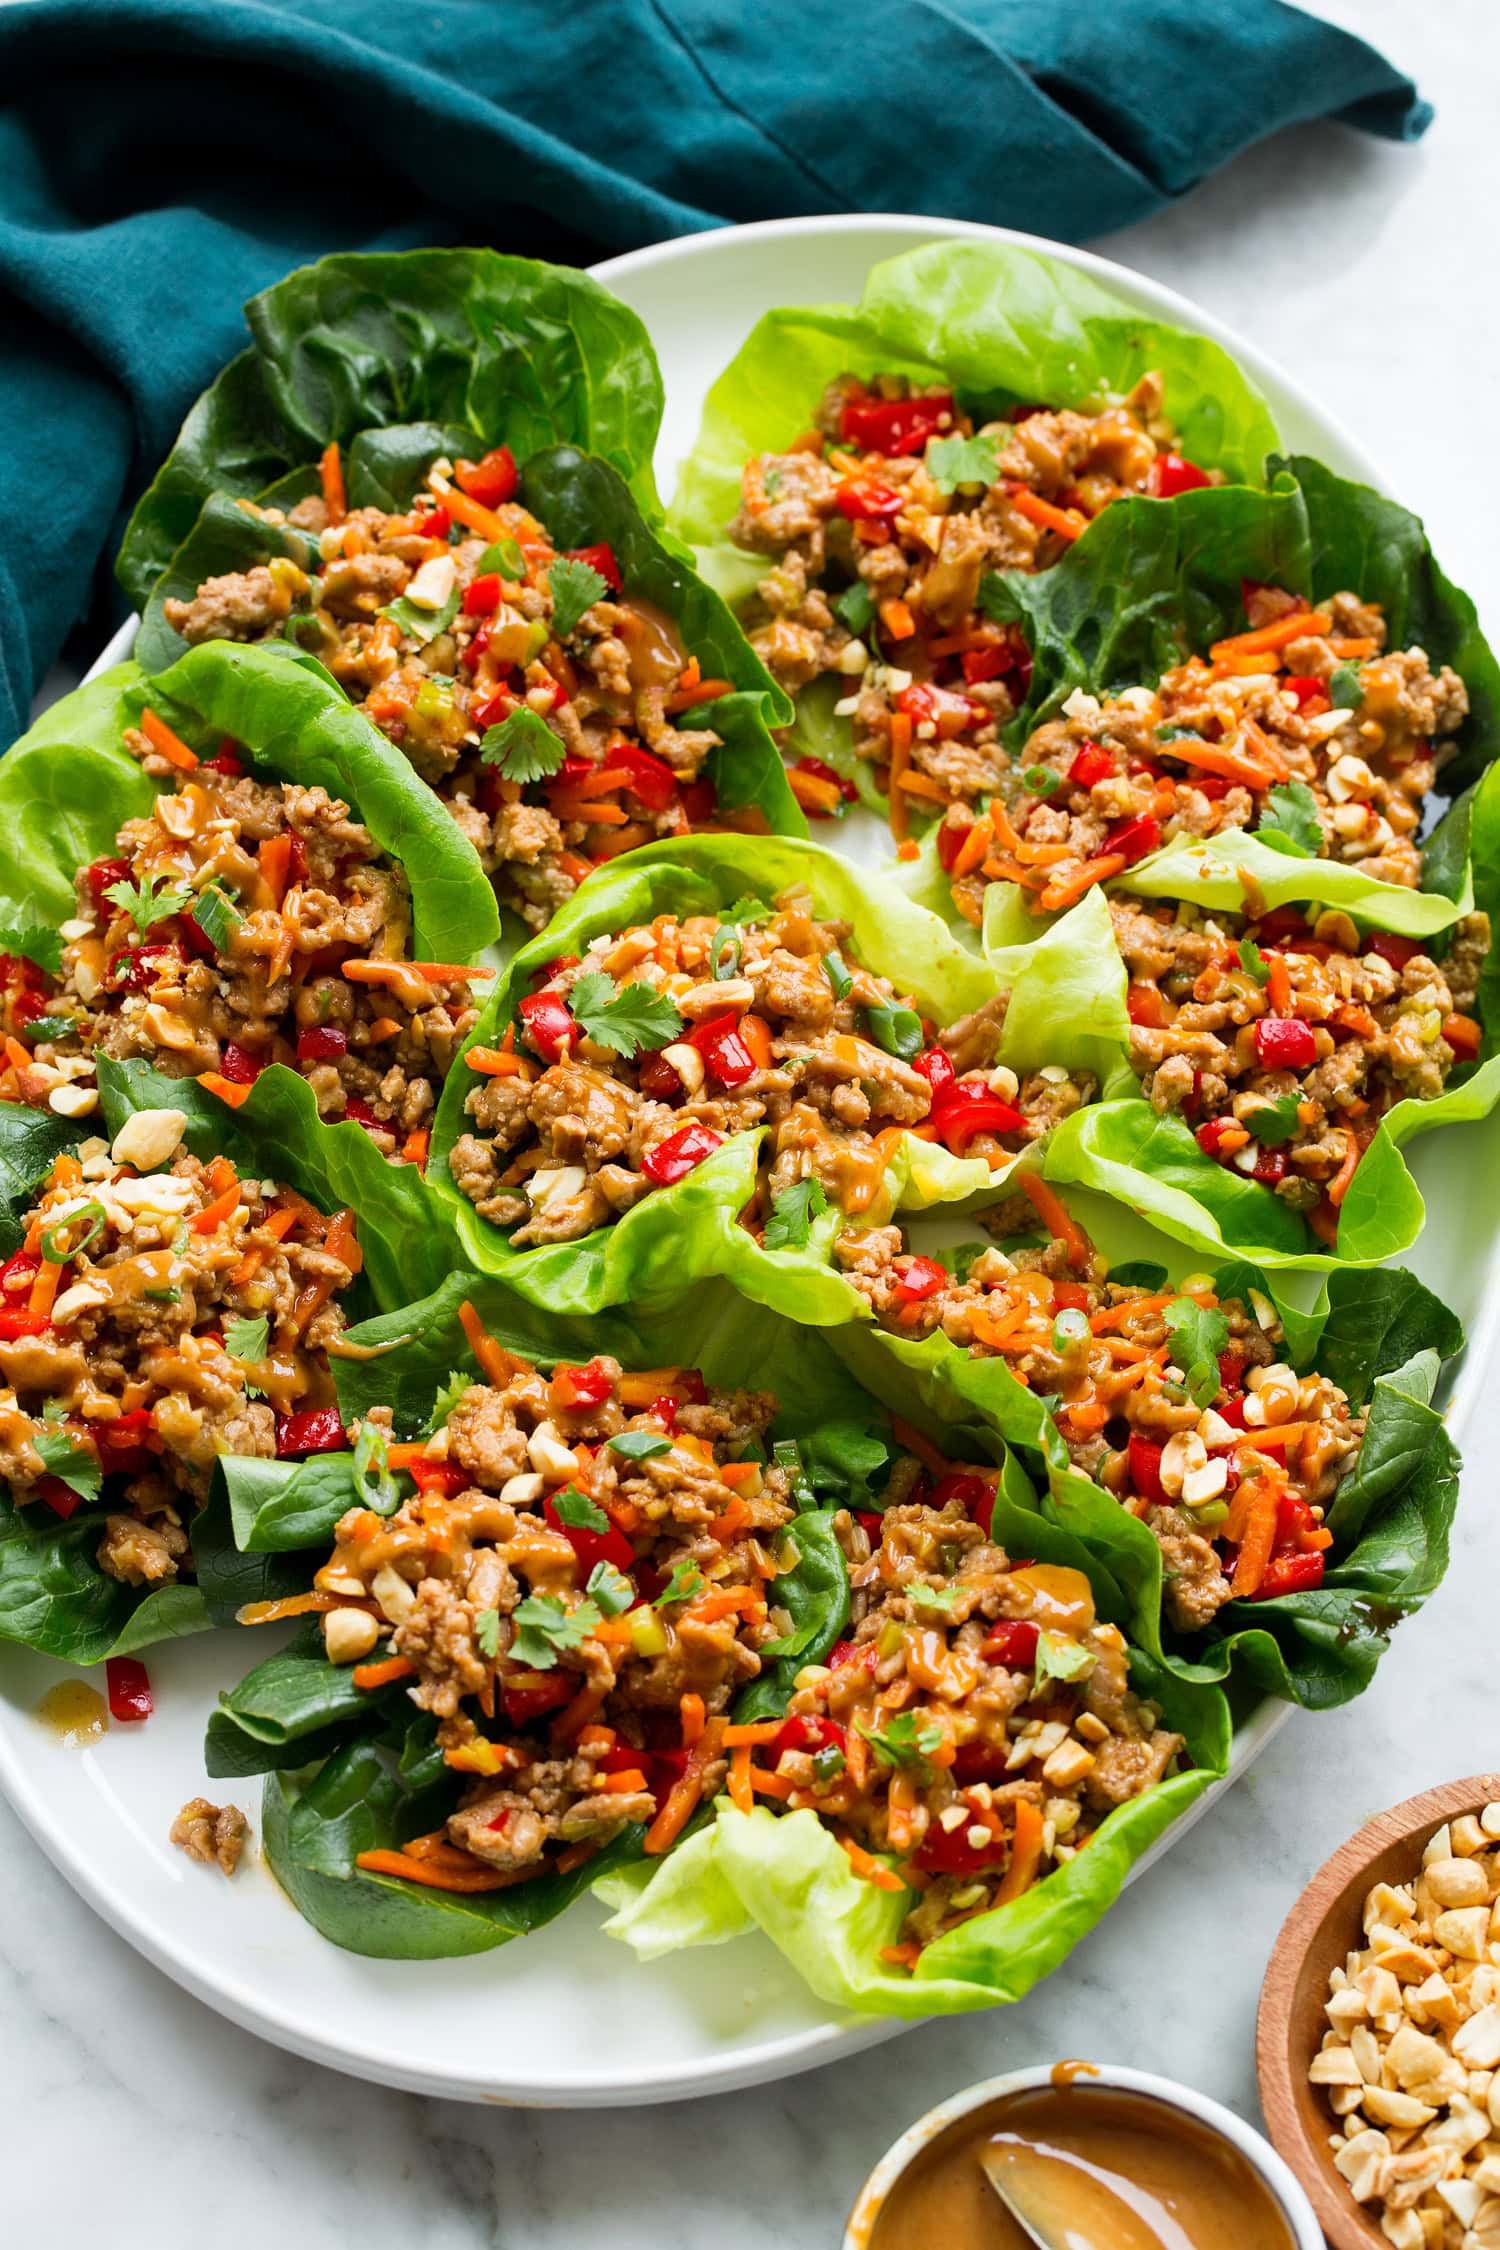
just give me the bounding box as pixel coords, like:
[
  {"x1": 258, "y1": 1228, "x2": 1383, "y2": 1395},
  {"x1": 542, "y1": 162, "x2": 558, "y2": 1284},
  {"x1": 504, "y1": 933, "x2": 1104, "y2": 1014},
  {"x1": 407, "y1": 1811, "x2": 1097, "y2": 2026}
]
[{"x1": 0, "y1": 211, "x2": 1484, "y2": 2103}]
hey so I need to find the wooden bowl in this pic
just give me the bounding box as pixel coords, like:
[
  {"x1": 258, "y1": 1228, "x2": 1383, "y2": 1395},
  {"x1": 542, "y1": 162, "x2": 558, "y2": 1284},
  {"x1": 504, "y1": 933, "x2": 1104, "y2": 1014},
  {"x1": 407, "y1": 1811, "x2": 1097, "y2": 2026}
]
[{"x1": 1257, "y1": 1773, "x2": 1500, "y2": 2250}]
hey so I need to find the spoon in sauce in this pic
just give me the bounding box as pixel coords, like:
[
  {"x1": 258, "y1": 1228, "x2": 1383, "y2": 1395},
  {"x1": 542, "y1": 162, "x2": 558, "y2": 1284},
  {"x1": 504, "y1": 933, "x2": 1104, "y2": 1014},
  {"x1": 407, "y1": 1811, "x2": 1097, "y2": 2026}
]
[{"x1": 979, "y1": 2134, "x2": 1205, "y2": 2250}]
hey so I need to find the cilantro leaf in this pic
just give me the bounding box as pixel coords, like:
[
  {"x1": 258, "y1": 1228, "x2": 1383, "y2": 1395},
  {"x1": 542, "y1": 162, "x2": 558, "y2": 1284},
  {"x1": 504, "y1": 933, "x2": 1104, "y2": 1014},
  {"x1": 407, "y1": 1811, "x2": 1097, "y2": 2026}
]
[
  {"x1": 926, "y1": 431, "x2": 1000, "y2": 495},
  {"x1": 104, "y1": 875, "x2": 191, "y2": 941},
  {"x1": 548, "y1": 557, "x2": 609, "y2": 640},
  {"x1": 0, "y1": 923, "x2": 62, "y2": 977},
  {"x1": 33, "y1": 1423, "x2": 101, "y2": 1504},
  {"x1": 1156, "y1": 723, "x2": 1204, "y2": 745},
  {"x1": 549, "y1": 1486, "x2": 610, "y2": 1534},
  {"x1": 855, "y1": 1712, "x2": 943, "y2": 1770},
  {"x1": 607, "y1": 1431, "x2": 671, "y2": 1462},
  {"x1": 23, "y1": 1015, "x2": 78, "y2": 1044},
  {"x1": 509, "y1": 1591, "x2": 601, "y2": 1671},
  {"x1": 764, "y1": 1176, "x2": 830, "y2": 1253},
  {"x1": 478, "y1": 706, "x2": 566, "y2": 786},
  {"x1": 834, "y1": 581, "x2": 876, "y2": 636},
  {"x1": 567, "y1": 971, "x2": 683, "y2": 1059},
  {"x1": 1243, "y1": 1093, "x2": 1303, "y2": 1147},
  {"x1": 475, "y1": 1608, "x2": 502, "y2": 1659},
  {"x1": 223, "y1": 1314, "x2": 269, "y2": 1363},
  {"x1": 190, "y1": 884, "x2": 241, "y2": 954},
  {"x1": 382, "y1": 585, "x2": 460, "y2": 645},
  {"x1": 1328, "y1": 661, "x2": 1363, "y2": 710},
  {"x1": 1034, "y1": 1630, "x2": 1095, "y2": 1685},
  {"x1": 352, "y1": 1421, "x2": 399, "y2": 1512},
  {"x1": 908, "y1": 1582, "x2": 959, "y2": 1617},
  {"x1": 1162, "y1": 1296, "x2": 1231, "y2": 1409},
  {"x1": 1254, "y1": 781, "x2": 1323, "y2": 860},
  {"x1": 585, "y1": 1560, "x2": 635, "y2": 1617},
  {"x1": 720, "y1": 896, "x2": 772, "y2": 929},
  {"x1": 428, "y1": 1368, "x2": 475, "y2": 1429},
  {"x1": 1237, "y1": 937, "x2": 1270, "y2": 986},
  {"x1": 652, "y1": 1560, "x2": 705, "y2": 1610}
]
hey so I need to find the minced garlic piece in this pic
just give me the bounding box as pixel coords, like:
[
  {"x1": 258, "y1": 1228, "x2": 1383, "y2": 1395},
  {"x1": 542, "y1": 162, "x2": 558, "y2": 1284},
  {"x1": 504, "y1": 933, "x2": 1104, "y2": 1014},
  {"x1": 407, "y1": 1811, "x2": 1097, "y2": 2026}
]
[{"x1": 1313, "y1": 1801, "x2": 1500, "y2": 2248}]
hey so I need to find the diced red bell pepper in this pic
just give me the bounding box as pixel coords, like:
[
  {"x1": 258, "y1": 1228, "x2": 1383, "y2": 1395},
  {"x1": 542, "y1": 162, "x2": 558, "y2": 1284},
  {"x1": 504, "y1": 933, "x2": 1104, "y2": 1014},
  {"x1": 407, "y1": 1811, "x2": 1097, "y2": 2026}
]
[
  {"x1": 641, "y1": 1122, "x2": 722, "y2": 1187},
  {"x1": 1252, "y1": 1146, "x2": 1289, "y2": 1186},
  {"x1": 1363, "y1": 930, "x2": 1422, "y2": 972},
  {"x1": 771, "y1": 1712, "x2": 847, "y2": 1759},
  {"x1": 961, "y1": 642, "x2": 1016, "y2": 687},
  {"x1": 827, "y1": 1638, "x2": 879, "y2": 1674},
  {"x1": 930, "y1": 1078, "x2": 1025, "y2": 1154},
  {"x1": 838, "y1": 389, "x2": 954, "y2": 456},
  {"x1": 638, "y1": 1050, "x2": 686, "y2": 1102},
  {"x1": 891, "y1": 1255, "x2": 947, "y2": 1304},
  {"x1": 1152, "y1": 452, "x2": 1212, "y2": 499},
  {"x1": 1099, "y1": 812, "x2": 1161, "y2": 866},
  {"x1": 201, "y1": 747, "x2": 245, "y2": 777},
  {"x1": 543, "y1": 1492, "x2": 635, "y2": 1578},
  {"x1": 1274, "y1": 1489, "x2": 1324, "y2": 1552},
  {"x1": 1218, "y1": 1349, "x2": 1245, "y2": 1395},
  {"x1": 95, "y1": 1407, "x2": 155, "y2": 1477},
  {"x1": 105, "y1": 1656, "x2": 153, "y2": 1722},
  {"x1": 681, "y1": 776, "x2": 718, "y2": 825},
  {"x1": 1216, "y1": 1396, "x2": 1248, "y2": 1432},
  {"x1": 914, "y1": 1806, "x2": 1010, "y2": 1875},
  {"x1": 932, "y1": 1471, "x2": 997, "y2": 1532},
  {"x1": 1195, "y1": 1117, "x2": 1232, "y2": 1159},
  {"x1": 1068, "y1": 740, "x2": 1115, "y2": 790},
  {"x1": 912, "y1": 1046, "x2": 956, "y2": 1096},
  {"x1": 567, "y1": 542, "x2": 623, "y2": 593},
  {"x1": 502, "y1": 1672, "x2": 576, "y2": 1729},
  {"x1": 1052, "y1": 1282, "x2": 1092, "y2": 1314},
  {"x1": 517, "y1": 990, "x2": 575, "y2": 1064},
  {"x1": 275, "y1": 1407, "x2": 346, "y2": 1459},
  {"x1": 1282, "y1": 675, "x2": 1326, "y2": 709},
  {"x1": 1250, "y1": 1549, "x2": 1325, "y2": 1600},
  {"x1": 343, "y1": 1097, "x2": 383, "y2": 1136},
  {"x1": 982, "y1": 1619, "x2": 1041, "y2": 1669},
  {"x1": 462, "y1": 573, "x2": 504, "y2": 617},
  {"x1": 1253, "y1": 1017, "x2": 1318, "y2": 1071},
  {"x1": 0, "y1": 1306, "x2": 49, "y2": 1341},
  {"x1": 834, "y1": 479, "x2": 903, "y2": 526},
  {"x1": 0, "y1": 1247, "x2": 40, "y2": 1295},
  {"x1": 1126, "y1": 982, "x2": 1168, "y2": 1029},
  {"x1": 35, "y1": 1474, "x2": 80, "y2": 1518},
  {"x1": 416, "y1": 503, "x2": 451, "y2": 541},
  {"x1": 219, "y1": 1041, "x2": 266, "y2": 1087},
  {"x1": 558, "y1": 1357, "x2": 615, "y2": 1409},
  {"x1": 408, "y1": 1460, "x2": 469, "y2": 1497},
  {"x1": 1127, "y1": 1434, "x2": 1166, "y2": 1508},
  {"x1": 1253, "y1": 907, "x2": 1313, "y2": 951},
  {"x1": 936, "y1": 816, "x2": 971, "y2": 871},
  {"x1": 109, "y1": 940, "x2": 186, "y2": 994},
  {"x1": 83, "y1": 855, "x2": 133, "y2": 913},
  {"x1": 612, "y1": 742, "x2": 678, "y2": 813},
  {"x1": 472, "y1": 680, "x2": 515, "y2": 723},
  {"x1": 895, "y1": 682, "x2": 987, "y2": 739},
  {"x1": 688, "y1": 1011, "x2": 756, "y2": 1089},
  {"x1": 855, "y1": 1510, "x2": 884, "y2": 1544},
  {"x1": 296, "y1": 1025, "x2": 348, "y2": 1062},
  {"x1": 455, "y1": 445, "x2": 517, "y2": 508}
]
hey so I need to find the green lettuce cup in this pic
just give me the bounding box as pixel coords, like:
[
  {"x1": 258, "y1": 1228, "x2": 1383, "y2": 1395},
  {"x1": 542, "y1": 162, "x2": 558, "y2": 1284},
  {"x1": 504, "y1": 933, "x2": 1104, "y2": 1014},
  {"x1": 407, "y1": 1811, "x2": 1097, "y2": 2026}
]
[
  {"x1": 823, "y1": 1188, "x2": 1462, "y2": 1712},
  {"x1": 425, "y1": 834, "x2": 1131, "y2": 1316},
  {"x1": 117, "y1": 248, "x2": 666, "y2": 611}
]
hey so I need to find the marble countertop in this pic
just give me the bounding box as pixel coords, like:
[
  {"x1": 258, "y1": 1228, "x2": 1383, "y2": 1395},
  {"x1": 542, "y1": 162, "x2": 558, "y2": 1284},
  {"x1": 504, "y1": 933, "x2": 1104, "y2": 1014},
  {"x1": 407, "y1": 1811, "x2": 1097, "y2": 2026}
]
[{"x1": 4, "y1": 2, "x2": 1497, "y2": 2241}]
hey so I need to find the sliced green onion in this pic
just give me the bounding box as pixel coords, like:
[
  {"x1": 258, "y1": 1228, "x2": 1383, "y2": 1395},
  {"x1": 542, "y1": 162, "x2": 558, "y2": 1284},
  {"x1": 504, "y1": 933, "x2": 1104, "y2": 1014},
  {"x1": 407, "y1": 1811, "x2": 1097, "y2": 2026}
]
[
  {"x1": 40, "y1": 1201, "x2": 106, "y2": 1264},
  {"x1": 823, "y1": 951, "x2": 853, "y2": 1000},
  {"x1": 1051, "y1": 1307, "x2": 1090, "y2": 1351}
]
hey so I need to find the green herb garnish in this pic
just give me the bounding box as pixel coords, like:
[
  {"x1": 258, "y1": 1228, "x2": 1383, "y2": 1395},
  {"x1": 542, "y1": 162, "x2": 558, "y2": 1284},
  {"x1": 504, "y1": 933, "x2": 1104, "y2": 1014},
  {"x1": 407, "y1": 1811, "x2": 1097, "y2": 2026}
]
[
  {"x1": 567, "y1": 972, "x2": 684, "y2": 1060},
  {"x1": 548, "y1": 556, "x2": 609, "y2": 639},
  {"x1": 104, "y1": 875, "x2": 191, "y2": 941},
  {"x1": 478, "y1": 706, "x2": 566, "y2": 786},
  {"x1": 1162, "y1": 1296, "x2": 1231, "y2": 1409},
  {"x1": 509, "y1": 1591, "x2": 601, "y2": 1671},
  {"x1": 0, "y1": 923, "x2": 63, "y2": 977},
  {"x1": 607, "y1": 1431, "x2": 672, "y2": 1463},
  {"x1": 764, "y1": 1176, "x2": 830, "y2": 1252},
  {"x1": 926, "y1": 431, "x2": 999, "y2": 495}
]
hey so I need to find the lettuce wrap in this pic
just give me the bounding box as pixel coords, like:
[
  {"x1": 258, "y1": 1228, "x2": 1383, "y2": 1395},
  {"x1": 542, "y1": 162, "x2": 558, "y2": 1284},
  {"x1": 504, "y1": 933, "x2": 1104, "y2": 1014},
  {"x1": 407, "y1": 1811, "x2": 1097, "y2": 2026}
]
[
  {"x1": 669, "y1": 238, "x2": 1282, "y2": 614},
  {"x1": 826, "y1": 1208, "x2": 1462, "y2": 1711},
  {"x1": 117, "y1": 249, "x2": 665, "y2": 612},
  {"x1": 426, "y1": 834, "x2": 1131, "y2": 1316},
  {"x1": 212, "y1": 1283, "x2": 903, "y2": 1960},
  {"x1": 599, "y1": 1466, "x2": 1231, "y2": 2018}
]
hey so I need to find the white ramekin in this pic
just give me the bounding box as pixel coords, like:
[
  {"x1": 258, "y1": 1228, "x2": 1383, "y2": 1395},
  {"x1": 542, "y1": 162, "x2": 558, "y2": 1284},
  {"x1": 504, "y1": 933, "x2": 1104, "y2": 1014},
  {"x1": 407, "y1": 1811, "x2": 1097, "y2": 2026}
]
[{"x1": 842, "y1": 2062, "x2": 1323, "y2": 2249}]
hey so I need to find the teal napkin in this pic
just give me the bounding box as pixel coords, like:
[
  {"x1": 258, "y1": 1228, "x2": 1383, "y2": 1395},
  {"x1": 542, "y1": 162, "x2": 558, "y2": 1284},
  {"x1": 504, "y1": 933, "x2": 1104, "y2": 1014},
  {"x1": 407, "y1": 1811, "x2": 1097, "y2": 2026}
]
[{"x1": 0, "y1": 0, "x2": 1429, "y2": 744}]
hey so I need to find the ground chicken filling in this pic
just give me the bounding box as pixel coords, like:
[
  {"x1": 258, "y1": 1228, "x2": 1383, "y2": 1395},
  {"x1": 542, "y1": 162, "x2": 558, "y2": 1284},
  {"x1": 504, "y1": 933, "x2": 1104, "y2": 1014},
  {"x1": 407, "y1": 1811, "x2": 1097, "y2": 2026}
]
[
  {"x1": 835, "y1": 1191, "x2": 1362, "y2": 1635},
  {"x1": 1112, "y1": 898, "x2": 1489, "y2": 1233},
  {"x1": 770, "y1": 1498, "x2": 1184, "y2": 1958},
  {"x1": 449, "y1": 890, "x2": 1094, "y2": 1247},
  {"x1": 0, "y1": 1128, "x2": 359, "y2": 1589},
  {"x1": 938, "y1": 584, "x2": 1470, "y2": 927},
  {"x1": 163, "y1": 442, "x2": 756, "y2": 931},
  {"x1": 727, "y1": 370, "x2": 1216, "y2": 828},
  {"x1": 0, "y1": 725, "x2": 486, "y2": 1162},
  {"x1": 316, "y1": 1343, "x2": 801, "y2": 1885}
]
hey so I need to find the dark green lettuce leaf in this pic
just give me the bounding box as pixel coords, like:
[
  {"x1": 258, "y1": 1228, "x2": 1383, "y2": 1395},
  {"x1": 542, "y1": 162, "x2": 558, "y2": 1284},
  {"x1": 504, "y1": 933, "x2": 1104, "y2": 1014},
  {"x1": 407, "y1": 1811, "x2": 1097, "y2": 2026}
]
[
  {"x1": 118, "y1": 249, "x2": 665, "y2": 609},
  {"x1": 0, "y1": 667, "x2": 158, "y2": 929},
  {"x1": 0, "y1": 1492, "x2": 208, "y2": 1664},
  {"x1": 0, "y1": 1104, "x2": 86, "y2": 1257}
]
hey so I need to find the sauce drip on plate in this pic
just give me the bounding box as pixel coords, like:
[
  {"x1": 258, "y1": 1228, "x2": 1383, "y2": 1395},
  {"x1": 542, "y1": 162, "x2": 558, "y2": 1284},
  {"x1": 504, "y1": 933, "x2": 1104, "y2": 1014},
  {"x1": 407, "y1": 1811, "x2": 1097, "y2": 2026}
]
[{"x1": 34, "y1": 1681, "x2": 108, "y2": 1745}]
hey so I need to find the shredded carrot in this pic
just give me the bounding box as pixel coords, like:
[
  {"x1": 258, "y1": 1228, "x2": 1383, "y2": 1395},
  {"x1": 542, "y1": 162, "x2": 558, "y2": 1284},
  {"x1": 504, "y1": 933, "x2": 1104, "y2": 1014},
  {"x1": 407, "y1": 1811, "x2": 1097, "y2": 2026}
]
[
  {"x1": 686, "y1": 1585, "x2": 759, "y2": 1626},
  {"x1": 666, "y1": 676, "x2": 734, "y2": 713},
  {"x1": 1160, "y1": 735, "x2": 1279, "y2": 791},
  {"x1": 401, "y1": 1128, "x2": 429, "y2": 1169},
  {"x1": 140, "y1": 707, "x2": 200, "y2": 773},
  {"x1": 1038, "y1": 853, "x2": 1126, "y2": 912},
  {"x1": 466, "y1": 1045, "x2": 530, "y2": 1078},
  {"x1": 258, "y1": 833, "x2": 293, "y2": 906},
  {"x1": 674, "y1": 657, "x2": 701, "y2": 695},
  {"x1": 880, "y1": 1943, "x2": 922, "y2": 1969},
  {"x1": 1020, "y1": 1174, "x2": 1090, "y2": 1269},
  {"x1": 895, "y1": 770, "x2": 952, "y2": 805},
  {"x1": 318, "y1": 440, "x2": 347, "y2": 523},
  {"x1": 680, "y1": 1692, "x2": 706, "y2": 1745},
  {"x1": 1007, "y1": 484, "x2": 1084, "y2": 541},
  {"x1": 722, "y1": 1721, "x2": 784, "y2": 1748},
  {"x1": 229, "y1": 1204, "x2": 298, "y2": 1285},
  {"x1": 879, "y1": 597, "x2": 915, "y2": 641},
  {"x1": 787, "y1": 766, "x2": 844, "y2": 816},
  {"x1": 458, "y1": 1298, "x2": 523, "y2": 1387},
  {"x1": 441, "y1": 485, "x2": 507, "y2": 543},
  {"x1": 1209, "y1": 610, "x2": 1330, "y2": 662},
  {"x1": 750, "y1": 1766, "x2": 794, "y2": 1799},
  {"x1": 1266, "y1": 954, "x2": 1294, "y2": 1016},
  {"x1": 342, "y1": 959, "x2": 492, "y2": 988},
  {"x1": 1326, "y1": 1131, "x2": 1362, "y2": 1209},
  {"x1": 355, "y1": 1849, "x2": 524, "y2": 1894},
  {"x1": 645, "y1": 1720, "x2": 726, "y2": 1854},
  {"x1": 949, "y1": 817, "x2": 994, "y2": 880},
  {"x1": 896, "y1": 838, "x2": 920, "y2": 861},
  {"x1": 838, "y1": 1835, "x2": 906, "y2": 1893},
  {"x1": 352, "y1": 1654, "x2": 416, "y2": 1691},
  {"x1": 995, "y1": 1799, "x2": 1045, "y2": 1904},
  {"x1": 190, "y1": 1181, "x2": 242, "y2": 1236},
  {"x1": 617, "y1": 1368, "x2": 685, "y2": 1407},
  {"x1": 237, "y1": 1590, "x2": 355, "y2": 1625},
  {"x1": 197, "y1": 1070, "x2": 253, "y2": 1109},
  {"x1": 28, "y1": 1261, "x2": 62, "y2": 1319},
  {"x1": 887, "y1": 711, "x2": 913, "y2": 843},
  {"x1": 728, "y1": 1743, "x2": 754, "y2": 1814},
  {"x1": 737, "y1": 1013, "x2": 772, "y2": 1070},
  {"x1": 1231, "y1": 1479, "x2": 1280, "y2": 1597},
  {"x1": 4, "y1": 1036, "x2": 34, "y2": 1075},
  {"x1": 888, "y1": 1414, "x2": 955, "y2": 1480},
  {"x1": 597, "y1": 1768, "x2": 650, "y2": 1795},
  {"x1": 1444, "y1": 1012, "x2": 1482, "y2": 1058}
]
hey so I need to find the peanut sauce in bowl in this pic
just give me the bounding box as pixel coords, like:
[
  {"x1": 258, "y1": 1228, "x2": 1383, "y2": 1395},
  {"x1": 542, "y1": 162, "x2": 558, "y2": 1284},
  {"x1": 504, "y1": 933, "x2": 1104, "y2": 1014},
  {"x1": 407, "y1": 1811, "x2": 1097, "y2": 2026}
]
[{"x1": 845, "y1": 2066, "x2": 1321, "y2": 2250}]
